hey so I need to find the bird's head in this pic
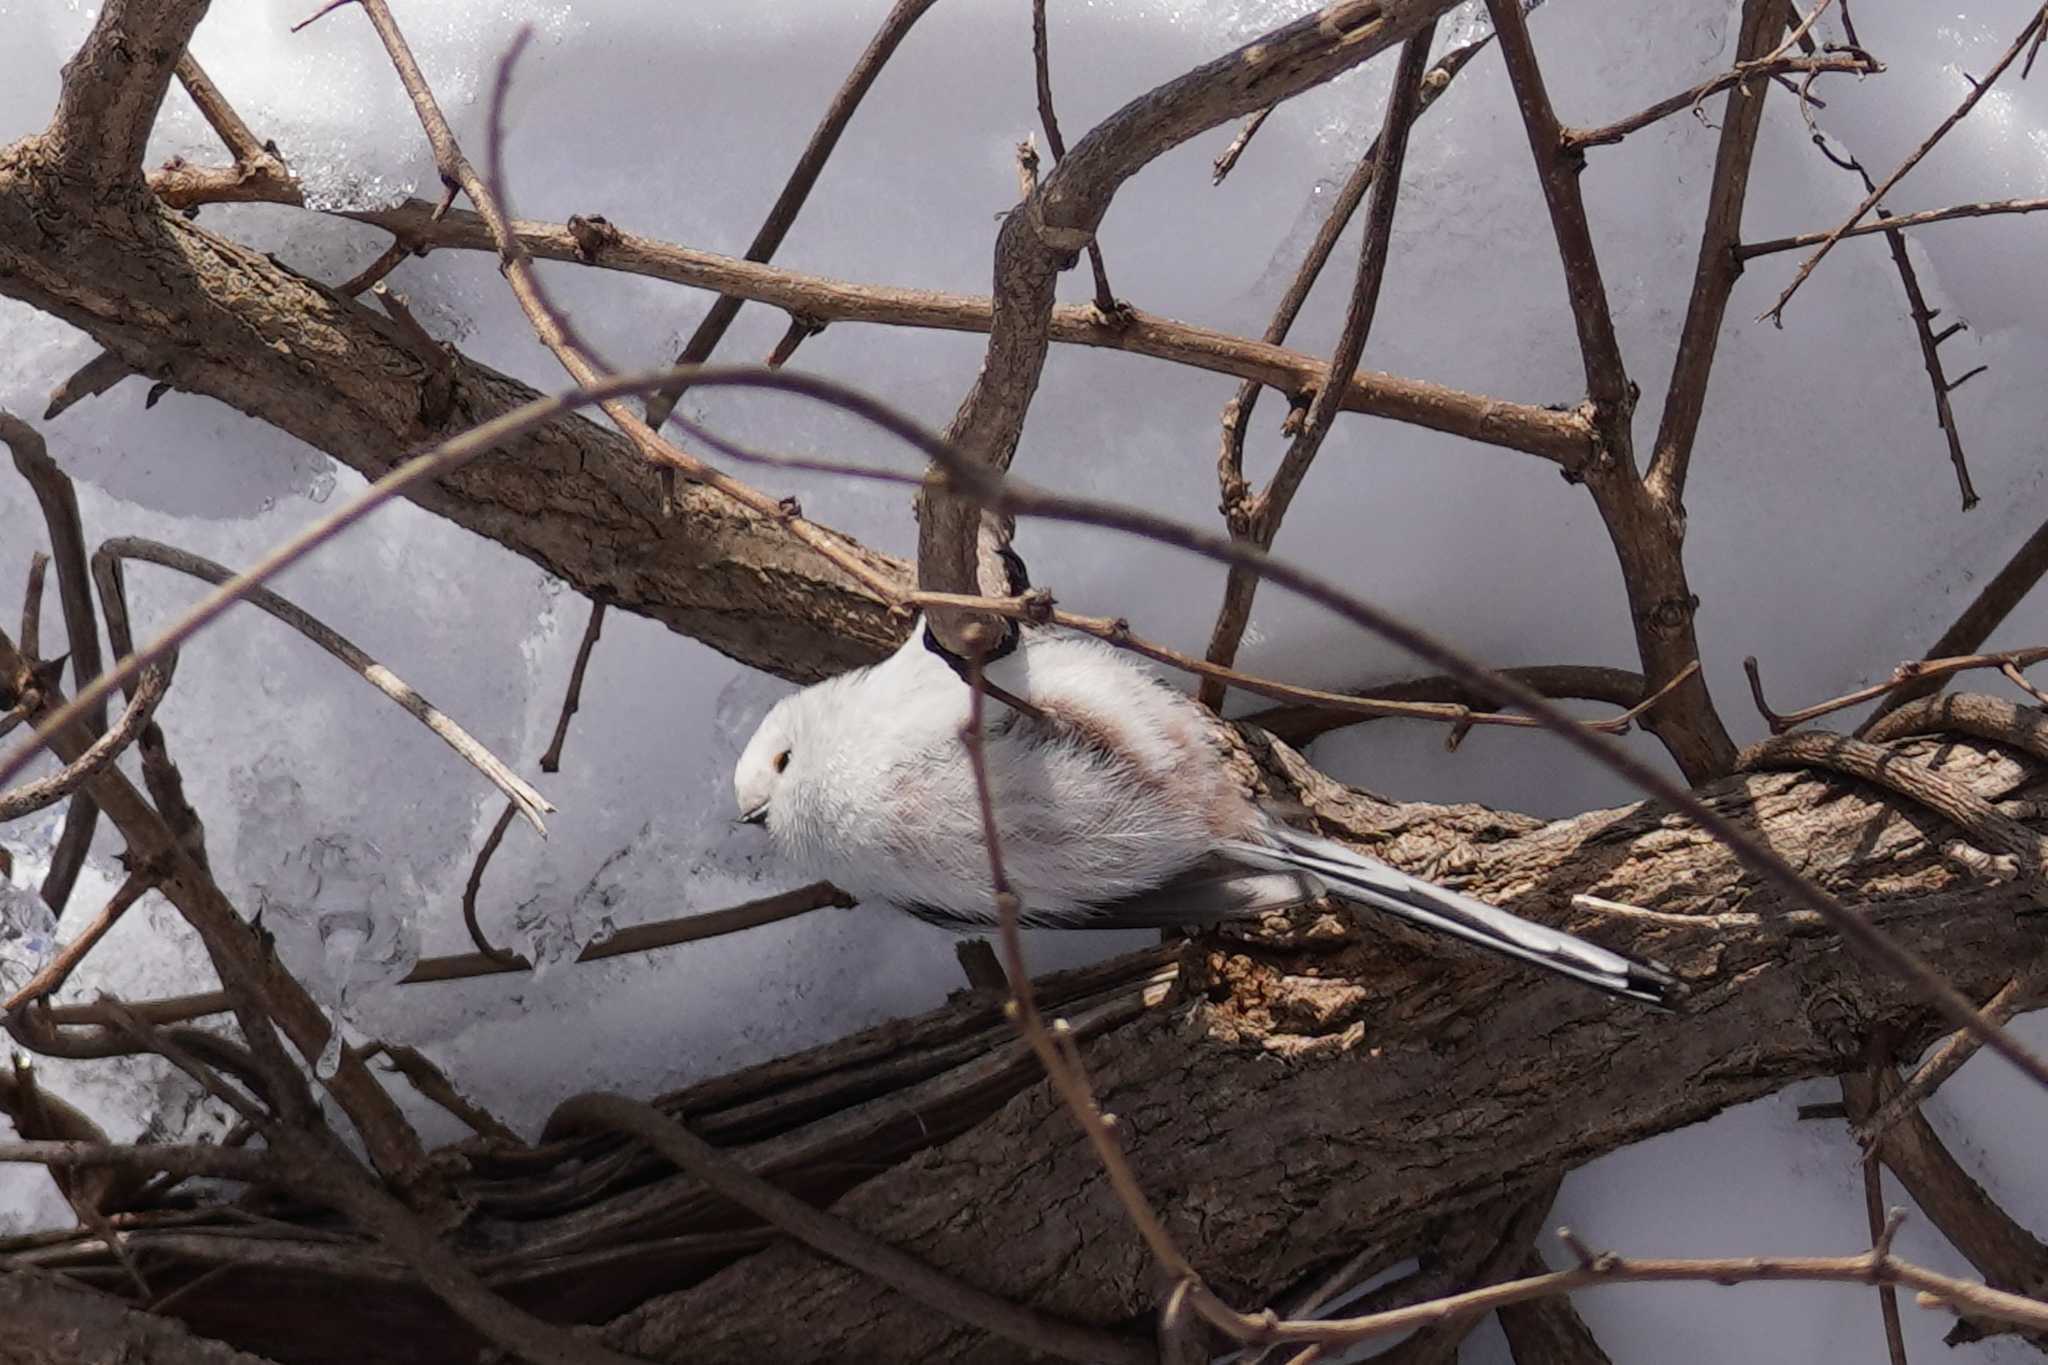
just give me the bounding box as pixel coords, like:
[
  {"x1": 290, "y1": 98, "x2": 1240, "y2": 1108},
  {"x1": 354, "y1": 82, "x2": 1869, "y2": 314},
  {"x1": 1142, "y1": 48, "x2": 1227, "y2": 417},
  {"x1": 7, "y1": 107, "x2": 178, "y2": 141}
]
[{"x1": 733, "y1": 693, "x2": 801, "y2": 830}]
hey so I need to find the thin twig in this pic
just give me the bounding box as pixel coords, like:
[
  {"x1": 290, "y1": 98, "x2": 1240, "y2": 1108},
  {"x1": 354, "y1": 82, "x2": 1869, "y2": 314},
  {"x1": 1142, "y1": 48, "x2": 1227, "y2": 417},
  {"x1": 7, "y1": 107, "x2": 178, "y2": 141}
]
[
  {"x1": 1744, "y1": 648, "x2": 2048, "y2": 734},
  {"x1": 460, "y1": 806, "x2": 523, "y2": 966},
  {"x1": 1196, "y1": 1219, "x2": 2048, "y2": 1349},
  {"x1": 20, "y1": 553, "x2": 47, "y2": 660},
  {"x1": 362, "y1": 1043, "x2": 523, "y2": 1146},
  {"x1": 1032, "y1": 0, "x2": 1118, "y2": 314},
  {"x1": 1, "y1": 874, "x2": 156, "y2": 1012},
  {"x1": 1563, "y1": 52, "x2": 1871, "y2": 148},
  {"x1": 1761, "y1": 3, "x2": 2048, "y2": 323},
  {"x1": 1202, "y1": 25, "x2": 1454, "y2": 703},
  {"x1": 1742, "y1": 196, "x2": 2048, "y2": 257},
  {"x1": 43, "y1": 352, "x2": 139, "y2": 422},
  {"x1": 328, "y1": 199, "x2": 1595, "y2": 463},
  {"x1": 1211, "y1": 106, "x2": 1273, "y2": 184},
  {"x1": 1645, "y1": 0, "x2": 1791, "y2": 505},
  {"x1": 541, "y1": 598, "x2": 606, "y2": 773},
  {"x1": 1854, "y1": 977, "x2": 2036, "y2": 1146},
  {"x1": 958, "y1": 632, "x2": 1202, "y2": 1292},
  {"x1": 93, "y1": 537, "x2": 551, "y2": 833},
  {"x1": 1487, "y1": 0, "x2": 1631, "y2": 429},
  {"x1": 2, "y1": 411, "x2": 105, "y2": 916},
  {"x1": 1872, "y1": 202, "x2": 1980, "y2": 509},
  {"x1": 0, "y1": 655, "x2": 173, "y2": 822},
  {"x1": 641, "y1": 0, "x2": 942, "y2": 428},
  {"x1": 0, "y1": 1140, "x2": 278, "y2": 1184},
  {"x1": 461, "y1": 595, "x2": 608, "y2": 962},
  {"x1": 47, "y1": 882, "x2": 855, "y2": 1029},
  {"x1": 1864, "y1": 517, "x2": 2048, "y2": 727}
]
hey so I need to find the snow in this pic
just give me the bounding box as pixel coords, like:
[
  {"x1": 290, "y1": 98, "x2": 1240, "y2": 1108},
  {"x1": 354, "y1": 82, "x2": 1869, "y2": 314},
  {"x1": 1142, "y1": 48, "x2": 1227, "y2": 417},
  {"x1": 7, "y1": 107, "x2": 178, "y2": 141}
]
[{"x1": 3, "y1": 0, "x2": 2047, "y2": 1358}]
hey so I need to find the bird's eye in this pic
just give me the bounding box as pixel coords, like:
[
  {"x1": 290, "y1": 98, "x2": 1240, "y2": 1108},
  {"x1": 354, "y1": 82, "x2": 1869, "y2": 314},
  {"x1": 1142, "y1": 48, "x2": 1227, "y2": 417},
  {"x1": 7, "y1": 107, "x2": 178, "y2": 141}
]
[{"x1": 773, "y1": 750, "x2": 790, "y2": 773}]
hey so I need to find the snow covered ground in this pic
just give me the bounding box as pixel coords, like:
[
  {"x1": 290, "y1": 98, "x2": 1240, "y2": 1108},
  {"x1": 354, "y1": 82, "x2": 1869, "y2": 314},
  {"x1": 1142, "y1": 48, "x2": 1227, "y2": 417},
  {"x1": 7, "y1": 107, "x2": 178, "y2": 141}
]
[{"x1": 3, "y1": 1, "x2": 2047, "y2": 1359}]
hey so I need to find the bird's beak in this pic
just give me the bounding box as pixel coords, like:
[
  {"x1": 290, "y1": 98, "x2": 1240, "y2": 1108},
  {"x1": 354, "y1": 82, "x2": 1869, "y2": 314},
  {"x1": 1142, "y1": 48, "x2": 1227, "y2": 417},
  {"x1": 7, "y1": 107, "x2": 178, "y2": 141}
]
[{"x1": 736, "y1": 802, "x2": 770, "y2": 827}]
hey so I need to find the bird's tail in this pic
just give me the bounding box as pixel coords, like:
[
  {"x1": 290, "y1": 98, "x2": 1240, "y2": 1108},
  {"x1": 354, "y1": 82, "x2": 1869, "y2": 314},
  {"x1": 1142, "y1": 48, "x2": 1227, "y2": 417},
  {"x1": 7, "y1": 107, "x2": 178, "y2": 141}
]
[{"x1": 1221, "y1": 824, "x2": 1681, "y2": 1008}]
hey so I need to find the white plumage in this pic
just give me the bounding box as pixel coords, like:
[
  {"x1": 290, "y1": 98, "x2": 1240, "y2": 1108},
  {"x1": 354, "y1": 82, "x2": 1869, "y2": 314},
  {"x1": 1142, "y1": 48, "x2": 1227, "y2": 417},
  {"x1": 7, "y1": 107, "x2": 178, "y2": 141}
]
[{"x1": 734, "y1": 622, "x2": 1677, "y2": 1006}]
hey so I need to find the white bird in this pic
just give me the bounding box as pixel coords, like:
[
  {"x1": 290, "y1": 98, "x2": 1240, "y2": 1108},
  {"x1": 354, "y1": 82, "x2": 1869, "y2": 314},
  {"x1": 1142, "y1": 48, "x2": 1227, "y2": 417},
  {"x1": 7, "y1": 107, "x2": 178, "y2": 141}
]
[{"x1": 733, "y1": 621, "x2": 1678, "y2": 1007}]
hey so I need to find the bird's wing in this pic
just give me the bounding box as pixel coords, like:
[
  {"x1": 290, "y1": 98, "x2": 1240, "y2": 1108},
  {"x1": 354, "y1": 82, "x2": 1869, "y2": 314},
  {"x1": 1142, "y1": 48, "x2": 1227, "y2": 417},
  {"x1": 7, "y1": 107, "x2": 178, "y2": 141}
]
[{"x1": 899, "y1": 863, "x2": 1322, "y2": 931}]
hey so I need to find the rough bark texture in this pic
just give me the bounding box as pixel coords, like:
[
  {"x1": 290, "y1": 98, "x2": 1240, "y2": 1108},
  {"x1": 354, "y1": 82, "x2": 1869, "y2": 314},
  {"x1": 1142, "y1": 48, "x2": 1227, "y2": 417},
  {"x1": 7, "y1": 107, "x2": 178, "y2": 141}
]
[
  {"x1": 0, "y1": 1270, "x2": 280, "y2": 1365},
  {"x1": 0, "y1": 144, "x2": 905, "y2": 683},
  {"x1": 9, "y1": 725, "x2": 2048, "y2": 1364},
  {"x1": 595, "y1": 729, "x2": 2048, "y2": 1363}
]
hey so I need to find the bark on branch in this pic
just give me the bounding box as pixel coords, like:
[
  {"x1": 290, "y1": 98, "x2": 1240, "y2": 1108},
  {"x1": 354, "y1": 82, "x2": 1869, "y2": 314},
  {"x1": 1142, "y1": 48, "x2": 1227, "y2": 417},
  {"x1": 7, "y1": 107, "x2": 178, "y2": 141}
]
[
  {"x1": 0, "y1": 151, "x2": 904, "y2": 682},
  {"x1": 920, "y1": 0, "x2": 1471, "y2": 654},
  {"x1": 30, "y1": 721, "x2": 2040, "y2": 1363},
  {"x1": 579, "y1": 724, "x2": 2048, "y2": 1362}
]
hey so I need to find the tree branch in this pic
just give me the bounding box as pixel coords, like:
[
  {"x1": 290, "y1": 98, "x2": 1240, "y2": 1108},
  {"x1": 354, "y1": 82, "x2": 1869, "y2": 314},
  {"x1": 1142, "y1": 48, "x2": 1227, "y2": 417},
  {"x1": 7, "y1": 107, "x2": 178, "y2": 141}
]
[
  {"x1": 641, "y1": 0, "x2": 941, "y2": 429},
  {"x1": 1760, "y1": 3, "x2": 2048, "y2": 323},
  {"x1": 46, "y1": 0, "x2": 212, "y2": 186},
  {"x1": 920, "y1": 0, "x2": 1469, "y2": 655},
  {"x1": 0, "y1": 413, "x2": 105, "y2": 916},
  {"x1": 1485, "y1": 0, "x2": 1736, "y2": 778},
  {"x1": 1202, "y1": 25, "x2": 1441, "y2": 704},
  {"x1": 1645, "y1": 0, "x2": 1787, "y2": 505}
]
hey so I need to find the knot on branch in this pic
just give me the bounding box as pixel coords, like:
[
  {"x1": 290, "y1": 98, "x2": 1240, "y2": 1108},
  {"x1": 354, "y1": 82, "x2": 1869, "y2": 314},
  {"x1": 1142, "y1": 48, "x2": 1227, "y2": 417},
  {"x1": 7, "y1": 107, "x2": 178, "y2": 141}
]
[{"x1": 566, "y1": 213, "x2": 621, "y2": 263}]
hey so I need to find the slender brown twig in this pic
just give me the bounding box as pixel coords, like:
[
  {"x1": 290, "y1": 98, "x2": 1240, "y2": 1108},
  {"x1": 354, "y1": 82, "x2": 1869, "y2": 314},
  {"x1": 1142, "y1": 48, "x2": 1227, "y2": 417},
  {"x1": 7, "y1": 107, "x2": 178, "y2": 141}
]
[
  {"x1": 1863, "y1": 518, "x2": 2048, "y2": 727},
  {"x1": 1761, "y1": 3, "x2": 2048, "y2": 323},
  {"x1": 1853, "y1": 977, "x2": 2037, "y2": 1146},
  {"x1": 1563, "y1": 51, "x2": 1871, "y2": 149},
  {"x1": 1211, "y1": 106, "x2": 1273, "y2": 184},
  {"x1": 93, "y1": 537, "x2": 550, "y2": 831},
  {"x1": 0, "y1": 656, "x2": 173, "y2": 822},
  {"x1": 1202, "y1": 28, "x2": 1476, "y2": 705},
  {"x1": 1744, "y1": 648, "x2": 2048, "y2": 734},
  {"x1": 2, "y1": 412, "x2": 104, "y2": 916},
  {"x1": 1742, "y1": 197, "x2": 2048, "y2": 257},
  {"x1": 1032, "y1": 0, "x2": 1117, "y2": 315},
  {"x1": 641, "y1": 0, "x2": 941, "y2": 429},
  {"x1": 1646, "y1": 0, "x2": 1790, "y2": 506},
  {"x1": 461, "y1": 595, "x2": 608, "y2": 962},
  {"x1": 2, "y1": 874, "x2": 157, "y2": 1012},
  {"x1": 47, "y1": 882, "x2": 855, "y2": 1030},
  {"x1": 19, "y1": 553, "x2": 47, "y2": 660}
]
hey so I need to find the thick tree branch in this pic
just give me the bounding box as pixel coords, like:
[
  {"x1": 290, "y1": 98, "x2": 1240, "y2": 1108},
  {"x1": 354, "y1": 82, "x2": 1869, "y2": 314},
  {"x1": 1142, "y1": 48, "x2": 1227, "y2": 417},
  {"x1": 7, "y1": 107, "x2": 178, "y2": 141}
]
[
  {"x1": 0, "y1": 159, "x2": 905, "y2": 682},
  {"x1": 46, "y1": 0, "x2": 212, "y2": 185},
  {"x1": 590, "y1": 728, "x2": 2048, "y2": 1362},
  {"x1": 1483, "y1": 0, "x2": 1737, "y2": 779}
]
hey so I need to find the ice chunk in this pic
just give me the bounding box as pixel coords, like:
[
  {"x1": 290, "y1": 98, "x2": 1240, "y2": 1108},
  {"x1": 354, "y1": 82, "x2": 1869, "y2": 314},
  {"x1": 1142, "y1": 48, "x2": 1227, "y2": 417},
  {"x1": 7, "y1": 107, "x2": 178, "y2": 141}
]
[
  {"x1": 254, "y1": 835, "x2": 420, "y2": 1077},
  {"x1": 0, "y1": 876, "x2": 56, "y2": 998}
]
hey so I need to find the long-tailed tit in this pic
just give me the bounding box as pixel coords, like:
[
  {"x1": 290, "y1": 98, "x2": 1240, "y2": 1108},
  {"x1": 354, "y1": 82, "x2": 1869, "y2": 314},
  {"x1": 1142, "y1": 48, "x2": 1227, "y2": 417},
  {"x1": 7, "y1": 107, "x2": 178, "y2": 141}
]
[{"x1": 734, "y1": 622, "x2": 1678, "y2": 1006}]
